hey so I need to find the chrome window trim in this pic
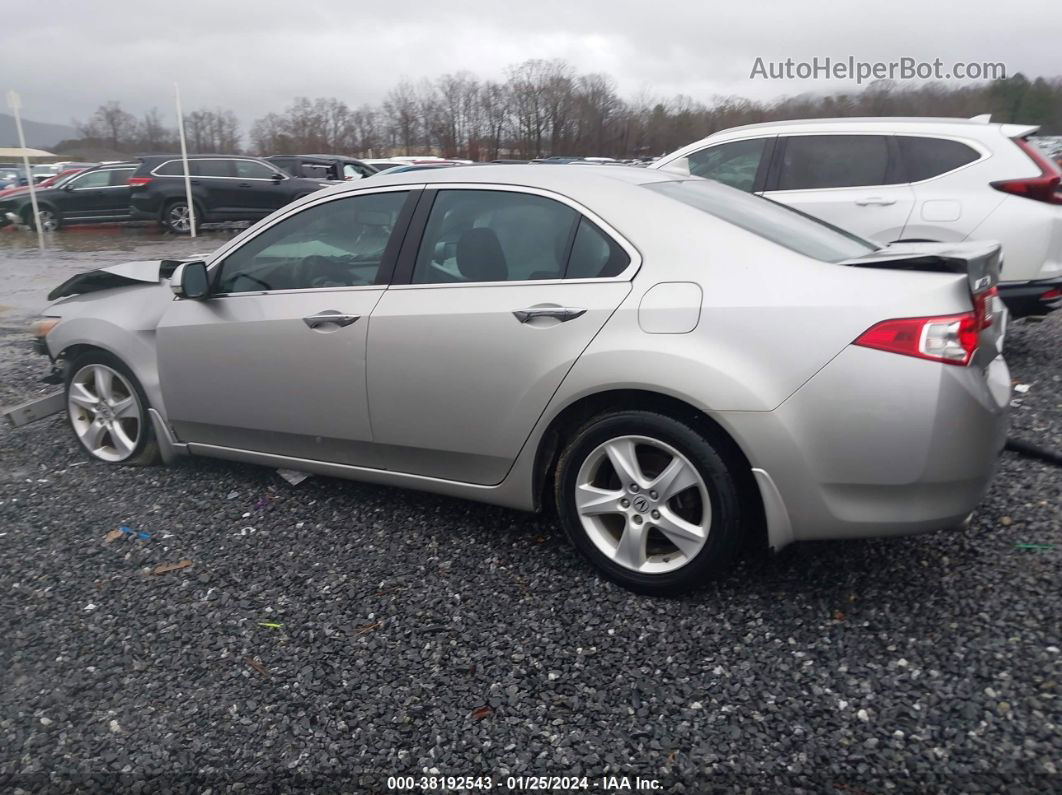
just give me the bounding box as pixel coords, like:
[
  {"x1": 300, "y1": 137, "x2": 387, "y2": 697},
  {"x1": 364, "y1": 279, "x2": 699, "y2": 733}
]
[
  {"x1": 394, "y1": 181, "x2": 642, "y2": 288},
  {"x1": 204, "y1": 184, "x2": 419, "y2": 298},
  {"x1": 150, "y1": 157, "x2": 288, "y2": 181}
]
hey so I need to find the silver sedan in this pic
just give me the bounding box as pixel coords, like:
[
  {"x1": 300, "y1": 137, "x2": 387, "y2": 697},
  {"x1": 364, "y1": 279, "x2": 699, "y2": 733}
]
[{"x1": 34, "y1": 165, "x2": 1010, "y2": 593}]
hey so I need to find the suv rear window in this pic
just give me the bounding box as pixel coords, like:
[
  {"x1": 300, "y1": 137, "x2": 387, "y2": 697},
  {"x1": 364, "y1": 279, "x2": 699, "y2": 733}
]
[
  {"x1": 897, "y1": 136, "x2": 980, "y2": 181},
  {"x1": 648, "y1": 179, "x2": 877, "y2": 263},
  {"x1": 777, "y1": 135, "x2": 895, "y2": 190}
]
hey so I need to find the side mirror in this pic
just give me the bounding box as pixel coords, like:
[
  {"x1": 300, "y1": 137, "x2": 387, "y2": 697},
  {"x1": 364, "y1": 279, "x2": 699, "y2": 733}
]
[
  {"x1": 170, "y1": 261, "x2": 210, "y2": 300},
  {"x1": 62, "y1": 183, "x2": 75, "y2": 191},
  {"x1": 271, "y1": 173, "x2": 283, "y2": 183}
]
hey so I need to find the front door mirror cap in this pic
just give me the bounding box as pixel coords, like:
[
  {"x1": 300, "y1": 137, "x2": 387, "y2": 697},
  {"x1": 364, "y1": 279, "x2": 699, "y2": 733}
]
[{"x1": 170, "y1": 260, "x2": 211, "y2": 300}]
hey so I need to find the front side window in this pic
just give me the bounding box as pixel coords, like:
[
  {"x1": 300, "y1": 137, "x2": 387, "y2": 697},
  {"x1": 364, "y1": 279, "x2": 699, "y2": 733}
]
[
  {"x1": 685, "y1": 138, "x2": 768, "y2": 192},
  {"x1": 898, "y1": 136, "x2": 980, "y2": 182},
  {"x1": 236, "y1": 159, "x2": 280, "y2": 180},
  {"x1": 777, "y1": 135, "x2": 893, "y2": 190},
  {"x1": 648, "y1": 179, "x2": 878, "y2": 263},
  {"x1": 412, "y1": 190, "x2": 580, "y2": 284},
  {"x1": 216, "y1": 191, "x2": 408, "y2": 293},
  {"x1": 69, "y1": 170, "x2": 113, "y2": 190}
]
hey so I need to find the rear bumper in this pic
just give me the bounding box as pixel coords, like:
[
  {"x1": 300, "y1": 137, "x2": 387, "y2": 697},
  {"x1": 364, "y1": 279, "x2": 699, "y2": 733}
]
[
  {"x1": 997, "y1": 278, "x2": 1062, "y2": 317},
  {"x1": 721, "y1": 345, "x2": 1010, "y2": 547}
]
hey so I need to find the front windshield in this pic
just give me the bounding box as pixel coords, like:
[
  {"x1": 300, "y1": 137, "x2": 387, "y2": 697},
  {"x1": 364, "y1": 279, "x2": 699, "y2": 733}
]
[{"x1": 647, "y1": 178, "x2": 878, "y2": 263}]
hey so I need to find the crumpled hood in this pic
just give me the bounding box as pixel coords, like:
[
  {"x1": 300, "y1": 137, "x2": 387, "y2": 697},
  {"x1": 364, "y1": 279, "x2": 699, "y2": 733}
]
[{"x1": 47, "y1": 258, "x2": 205, "y2": 301}]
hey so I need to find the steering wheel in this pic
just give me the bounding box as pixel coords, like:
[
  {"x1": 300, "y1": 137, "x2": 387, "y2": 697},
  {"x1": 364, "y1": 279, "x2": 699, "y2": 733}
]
[{"x1": 295, "y1": 255, "x2": 346, "y2": 288}]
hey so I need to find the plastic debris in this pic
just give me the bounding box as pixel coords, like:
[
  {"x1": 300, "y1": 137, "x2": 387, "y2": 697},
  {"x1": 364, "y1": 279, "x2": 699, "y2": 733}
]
[
  {"x1": 103, "y1": 529, "x2": 124, "y2": 543},
  {"x1": 277, "y1": 468, "x2": 312, "y2": 486},
  {"x1": 1014, "y1": 543, "x2": 1053, "y2": 551},
  {"x1": 84, "y1": 603, "x2": 97, "y2": 612},
  {"x1": 258, "y1": 622, "x2": 283, "y2": 629},
  {"x1": 152, "y1": 560, "x2": 192, "y2": 575},
  {"x1": 469, "y1": 704, "x2": 493, "y2": 721},
  {"x1": 1013, "y1": 383, "x2": 1031, "y2": 394},
  {"x1": 117, "y1": 525, "x2": 150, "y2": 541},
  {"x1": 227, "y1": 490, "x2": 240, "y2": 500}
]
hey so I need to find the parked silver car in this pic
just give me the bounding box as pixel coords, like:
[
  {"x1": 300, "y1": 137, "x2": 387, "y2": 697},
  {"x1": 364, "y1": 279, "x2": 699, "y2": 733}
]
[{"x1": 34, "y1": 165, "x2": 1010, "y2": 593}]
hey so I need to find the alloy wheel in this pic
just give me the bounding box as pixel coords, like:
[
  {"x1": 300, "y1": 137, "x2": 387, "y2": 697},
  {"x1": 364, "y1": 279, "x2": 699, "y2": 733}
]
[
  {"x1": 67, "y1": 364, "x2": 143, "y2": 462},
  {"x1": 167, "y1": 204, "x2": 192, "y2": 233},
  {"x1": 36, "y1": 209, "x2": 58, "y2": 231},
  {"x1": 574, "y1": 434, "x2": 711, "y2": 574}
]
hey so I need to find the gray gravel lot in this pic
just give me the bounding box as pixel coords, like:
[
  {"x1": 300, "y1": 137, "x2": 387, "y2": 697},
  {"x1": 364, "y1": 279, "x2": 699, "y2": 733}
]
[{"x1": 0, "y1": 231, "x2": 1059, "y2": 793}]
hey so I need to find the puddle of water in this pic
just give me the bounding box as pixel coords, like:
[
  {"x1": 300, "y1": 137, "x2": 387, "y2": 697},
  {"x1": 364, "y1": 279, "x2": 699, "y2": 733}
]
[{"x1": 0, "y1": 224, "x2": 241, "y2": 324}]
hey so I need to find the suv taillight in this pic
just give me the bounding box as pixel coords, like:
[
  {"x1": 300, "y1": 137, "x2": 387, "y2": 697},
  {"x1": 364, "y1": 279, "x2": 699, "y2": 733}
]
[
  {"x1": 127, "y1": 177, "x2": 153, "y2": 187},
  {"x1": 990, "y1": 138, "x2": 1062, "y2": 204}
]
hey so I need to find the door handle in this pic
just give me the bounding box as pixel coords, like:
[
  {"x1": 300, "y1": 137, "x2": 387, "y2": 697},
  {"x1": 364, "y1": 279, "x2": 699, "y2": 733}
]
[
  {"x1": 513, "y1": 306, "x2": 587, "y2": 323},
  {"x1": 302, "y1": 311, "x2": 360, "y2": 329},
  {"x1": 238, "y1": 182, "x2": 252, "y2": 188},
  {"x1": 855, "y1": 196, "x2": 897, "y2": 206}
]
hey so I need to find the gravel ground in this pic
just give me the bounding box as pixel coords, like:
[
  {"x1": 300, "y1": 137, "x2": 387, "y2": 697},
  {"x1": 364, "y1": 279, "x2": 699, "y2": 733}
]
[{"x1": 0, "y1": 295, "x2": 1059, "y2": 792}]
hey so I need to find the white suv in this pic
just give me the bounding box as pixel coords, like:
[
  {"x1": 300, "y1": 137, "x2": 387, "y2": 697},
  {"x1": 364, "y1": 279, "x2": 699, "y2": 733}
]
[{"x1": 652, "y1": 116, "x2": 1062, "y2": 316}]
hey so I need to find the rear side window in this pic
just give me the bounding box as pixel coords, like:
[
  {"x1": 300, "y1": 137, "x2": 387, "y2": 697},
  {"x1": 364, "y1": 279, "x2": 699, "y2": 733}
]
[
  {"x1": 777, "y1": 135, "x2": 893, "y2": 190},
  {"x1": 566, "y1": 218, "x2": 630, "y2": 278},
  {"x1": 107, "y1": 168, "x2": 135, "y2": 187},
  {"x1": 154, "y1": 160, "x2": 185, "y2": 176},
  {"x1": 648, "y1": 179, "x2": 878, "y2": 263},
  {"x1": 898, "y1": 136, "x2": 980, "y2": 181},
  {"x1": 193, "y1": 160, "x2": 234, "y2": 178},
  {"x1": 685, "y1": 138, "x2": 767, "y2": 192},
  {"x1": 69, "y1": 170, "x2": 112, "y2": 189}
]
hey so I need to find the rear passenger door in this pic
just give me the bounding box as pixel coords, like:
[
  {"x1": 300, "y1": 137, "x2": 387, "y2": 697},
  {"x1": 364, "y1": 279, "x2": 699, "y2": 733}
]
[
  {"x1": 191, "y1": 158, "x2": 243, "y2": 215},
  {"x1": 762, "y1": 134, "x2": 915, "y2": 243},
  {"x1": 365, "y1": 186, "x2": 635, "y2": 485}
]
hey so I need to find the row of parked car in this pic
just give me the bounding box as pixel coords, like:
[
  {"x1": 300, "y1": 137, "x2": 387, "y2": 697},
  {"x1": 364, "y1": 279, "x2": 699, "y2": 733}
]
[{"x1": 4, "y1": 115, "x2": 1061, "y2": 316}]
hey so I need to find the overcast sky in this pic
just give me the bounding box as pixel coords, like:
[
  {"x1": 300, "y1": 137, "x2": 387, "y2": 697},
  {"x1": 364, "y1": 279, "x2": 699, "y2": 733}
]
[{"x1": 5, "y1": 0, "x2": 1060, "y2": 128}]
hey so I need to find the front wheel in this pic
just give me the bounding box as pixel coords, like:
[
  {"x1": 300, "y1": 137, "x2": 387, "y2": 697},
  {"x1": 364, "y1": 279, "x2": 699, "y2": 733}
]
[
  {"x1": 22, "y1": 206, "x2": 61, "y2": 231},
  {"x1": 65, "y1": 351, "x2": 160, "y2": 465},
  {"x1": 554, "y1": 411, "x2": 743, "y2": 595}
]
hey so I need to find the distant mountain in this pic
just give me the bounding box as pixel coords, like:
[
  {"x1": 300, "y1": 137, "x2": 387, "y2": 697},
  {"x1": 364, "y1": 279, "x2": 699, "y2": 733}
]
[{"x1": 0, "y1": 113, "x2": 77, "y2": 150}]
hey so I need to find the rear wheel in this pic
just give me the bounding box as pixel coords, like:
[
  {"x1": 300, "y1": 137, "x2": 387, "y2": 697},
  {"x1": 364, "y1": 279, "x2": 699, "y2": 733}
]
[
  {"x1": 65, "y1": 351, "x2": 159, "y2": 465},
  {"x1": 22, "y1": 205, "x2": 60, "y2": 231},
  {"x1": 555, "y1": 411, "x2": 743, "y2": 594},
  {"x1": 162, "y1": 200, "x2": 198, "y2": 234}
]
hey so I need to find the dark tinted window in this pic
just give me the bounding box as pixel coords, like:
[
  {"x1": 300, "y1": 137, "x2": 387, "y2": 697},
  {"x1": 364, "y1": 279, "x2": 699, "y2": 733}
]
[
  {"x1": 686, "y1": 138, "x2": 767, "y2": 192},
  {"x1": 648, "y1": 179, "x2": 877, "y2": 263},
  {"x1": 217, "y1": 192, "x2": 407, "y2": 293},
  {"x1": 154, "y1": 160, "x2": 185, "y2": 176},
  {"x1": 778, "y1": 135, "x2": 892, "y2": 190},
  {"x1": 236, "y1": 159, "x2": 279, "y2": 179},
  {"x1": 412, "y1": 190, "x2": 579, "y2": 284},
  {"x1": 898, "y1": 136, "x2": 980, "y2": 181},
  {"x1": 566, "y1": 218, "x2": 630, "y2": 278},
  {"x1": 192, "y1": 159, "x2": 234, "y2": 178}
]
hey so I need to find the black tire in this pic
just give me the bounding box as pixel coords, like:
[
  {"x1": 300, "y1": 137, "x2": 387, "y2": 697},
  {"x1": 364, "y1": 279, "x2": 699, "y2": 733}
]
[
  {"x1": 161, "y1": 199, "x2": 199, "y2": 234},
  {"x1": 64, "y1": 350, "x2": 160, "y2": 466},
  {"x1": 22, "y1": 205, "x2": 61, "y2": 231},
  {"x1": 554, "y1": 410, "x2": 743, "y2": 595}
]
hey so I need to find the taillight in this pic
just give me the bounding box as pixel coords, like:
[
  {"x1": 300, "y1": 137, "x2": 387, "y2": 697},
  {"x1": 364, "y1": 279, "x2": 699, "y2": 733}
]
[
  {"x1": 854, "y1": 312, "x2": 979, "y2": 366},
  {"x1": 990, "y1": 139, "x2": 1062, "y2": 204},
  {"x1": 127, "y1": 177, "x2": 153, "y2": 187},
  {"x1": 973, "y1": 286, "x2": 998, "y2": 330}
]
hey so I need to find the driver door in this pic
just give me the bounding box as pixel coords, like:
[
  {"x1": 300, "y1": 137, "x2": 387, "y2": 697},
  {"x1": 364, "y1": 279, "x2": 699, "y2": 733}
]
[{"x1": 156, "y1": 188, "x2": 415, "y2": 467}]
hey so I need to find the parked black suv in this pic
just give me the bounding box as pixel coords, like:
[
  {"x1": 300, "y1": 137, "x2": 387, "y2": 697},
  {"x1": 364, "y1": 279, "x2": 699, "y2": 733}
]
[
  {"x1": 128, "y1": 155, "x2": 331, "y2": 233},
  {"x1": 0, "y1": 162, "x2": 137, "y2": 230},
  {"x1": 266, "y1": 154, "x2": 378, "y2": 181}
]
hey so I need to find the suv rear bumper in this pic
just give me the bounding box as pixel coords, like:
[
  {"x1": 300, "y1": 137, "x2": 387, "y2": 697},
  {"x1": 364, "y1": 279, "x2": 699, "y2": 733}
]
[{"x1": 998, "y1": 278, "x2": 1062, "y2": 317}]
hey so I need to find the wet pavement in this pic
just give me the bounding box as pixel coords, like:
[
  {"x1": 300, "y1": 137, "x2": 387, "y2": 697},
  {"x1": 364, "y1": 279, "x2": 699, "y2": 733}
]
[{"x1": 0, "y1": 224, "x2": 241, "y2": 327}]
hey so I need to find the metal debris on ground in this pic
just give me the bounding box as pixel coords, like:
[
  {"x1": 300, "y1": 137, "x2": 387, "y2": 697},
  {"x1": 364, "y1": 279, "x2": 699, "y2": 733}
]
[{"x1": 276, "y1": 468, "x2": 312, "y2": 486}]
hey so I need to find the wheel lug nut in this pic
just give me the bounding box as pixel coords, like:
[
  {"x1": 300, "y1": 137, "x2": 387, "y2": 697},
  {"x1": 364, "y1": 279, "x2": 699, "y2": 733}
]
[
  {"x1": 620, "y1": 498, "x2": 630, "y2": 508},
  {"x1": 629, "y1": 484, "x2": 639, "y2": 493},
  {"x1": 632, "y1": 515, "x2": 643, "y2": 525},
  {"x1": 650, "y1": 491, "x2": 658, "y2": 500},
  {"x1": 651, "y1": 510, "x2": 660, "y2": 519}
]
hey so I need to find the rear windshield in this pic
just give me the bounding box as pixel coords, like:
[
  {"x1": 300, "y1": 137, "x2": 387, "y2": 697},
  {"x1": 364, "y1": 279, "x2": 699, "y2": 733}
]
[{"x1": 647, "y1": 179, "x2": 878, "y2": 263}]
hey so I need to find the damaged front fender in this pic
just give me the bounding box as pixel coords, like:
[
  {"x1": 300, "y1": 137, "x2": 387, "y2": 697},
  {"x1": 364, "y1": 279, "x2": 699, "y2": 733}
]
[{"x1": 47, "y1": 259, "x2": 198, "y2": 301}]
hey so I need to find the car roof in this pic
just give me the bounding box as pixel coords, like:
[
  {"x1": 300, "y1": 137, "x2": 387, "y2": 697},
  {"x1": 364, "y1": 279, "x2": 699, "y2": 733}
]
[
  {"x1": 333, "y1": 163, "x2": 674, "y2": 195},
  {"x1": 691, "y1": 116, "x2": 1037, "y2": 143}
]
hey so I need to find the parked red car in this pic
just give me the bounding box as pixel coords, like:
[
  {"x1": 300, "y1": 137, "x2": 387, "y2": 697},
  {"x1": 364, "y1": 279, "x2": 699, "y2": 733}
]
[{"x1": 0, "y1": 169, "x2": 85, "y2": 198}]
